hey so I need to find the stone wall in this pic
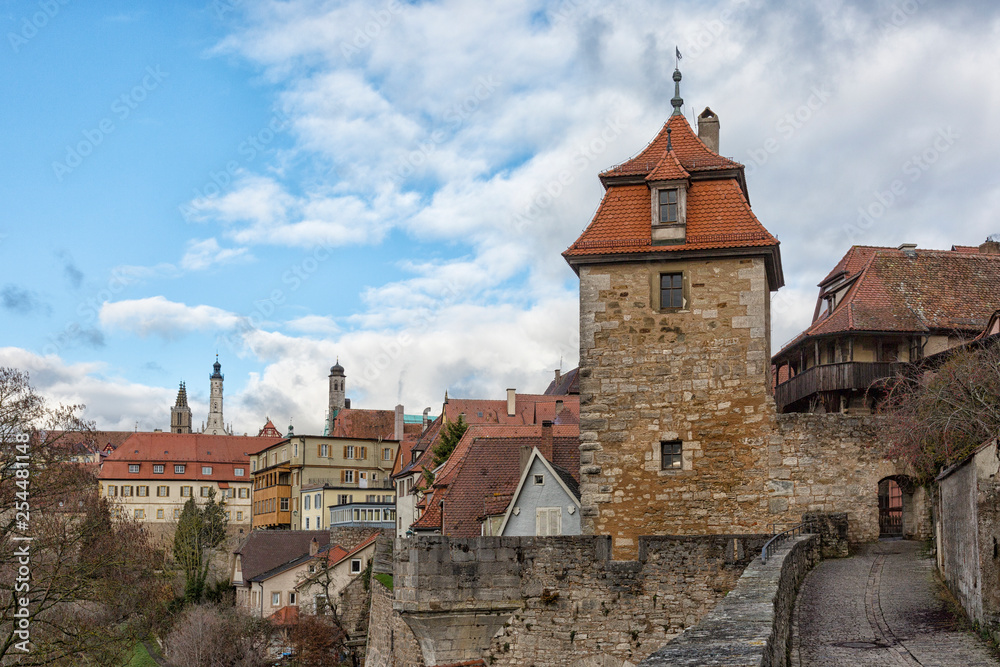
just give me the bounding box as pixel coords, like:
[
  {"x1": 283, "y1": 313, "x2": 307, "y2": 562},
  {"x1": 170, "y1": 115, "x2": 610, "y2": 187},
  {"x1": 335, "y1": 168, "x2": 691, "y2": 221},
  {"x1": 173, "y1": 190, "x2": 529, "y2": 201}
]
[
  {"x1": 394, "y1": 534, "x2": 769, "y2": 666},
  {"x1": 770, "y1": 414, "x2": 931, "y2": 543},
  {"x1": 639, "y1": 535, "x2": 819, "y2": 667},
  {"x1": 579, "y1": 258, "x2": 775, "y2": 558},
  {"x1": 365, "y1": 580, "x2": 425, "y2": 667},
  {"x1": 330, "y1": 525, "x2": 383, "y2": 550}
]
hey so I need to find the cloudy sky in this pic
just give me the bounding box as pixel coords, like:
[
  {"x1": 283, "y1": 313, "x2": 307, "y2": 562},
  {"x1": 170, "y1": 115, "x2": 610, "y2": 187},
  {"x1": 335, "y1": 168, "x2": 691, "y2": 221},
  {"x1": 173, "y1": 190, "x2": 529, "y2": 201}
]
[{"x1": 1, "y1": 0, "x2": 998, "y2": 434}]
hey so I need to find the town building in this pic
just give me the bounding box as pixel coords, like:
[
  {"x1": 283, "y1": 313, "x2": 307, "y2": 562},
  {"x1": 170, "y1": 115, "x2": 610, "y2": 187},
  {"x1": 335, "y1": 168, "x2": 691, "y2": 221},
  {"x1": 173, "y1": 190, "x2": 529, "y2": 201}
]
[
  {"x1": 772, "y1": 242, "x2": 1000, "y2": 413},
  {"x1": 495, "y1": 446, "x2": 581, "y2": 537},
  {"x1": 98, "y1": 431, "x2": 281, "y2": 538},
  {"x1": 170, "y1": 382, "x2": 192, "y2": 434},
  {"x1": 392, "y1": 387, "x2": 580, "y2": 537},
  {"x1": 250, "y1": 433, "x2": 399, "y2": 530},
  {"x1": 563, "y1": 67, "x2": 784, "y2": 556}
]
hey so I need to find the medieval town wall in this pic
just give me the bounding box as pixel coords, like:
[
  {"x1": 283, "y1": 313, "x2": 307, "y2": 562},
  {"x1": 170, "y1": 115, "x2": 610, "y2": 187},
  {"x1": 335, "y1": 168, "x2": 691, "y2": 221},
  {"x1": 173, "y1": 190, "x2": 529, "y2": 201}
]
[{"x1": 394, "y1": 534, "x2": 770, "y2": 666}]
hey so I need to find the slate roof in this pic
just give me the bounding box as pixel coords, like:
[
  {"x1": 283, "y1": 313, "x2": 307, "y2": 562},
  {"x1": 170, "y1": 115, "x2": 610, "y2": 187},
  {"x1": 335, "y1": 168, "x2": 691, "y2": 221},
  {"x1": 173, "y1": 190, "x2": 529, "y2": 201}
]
[
  {"x1": 99, "y1": 432, "x2": 281, "y2": 481},
  {"x1": 234, "y1": 530, "x2": 331, "y2": 582},
  {"x1": 543, "y1": 368, "x2": 580, "y2": 395},
  {"x1": 411, "y1": 424, "x2": 580, "y2": 536},
  {"x1": 775, "y1": 245, "x2": 1000, "y2": 360}
]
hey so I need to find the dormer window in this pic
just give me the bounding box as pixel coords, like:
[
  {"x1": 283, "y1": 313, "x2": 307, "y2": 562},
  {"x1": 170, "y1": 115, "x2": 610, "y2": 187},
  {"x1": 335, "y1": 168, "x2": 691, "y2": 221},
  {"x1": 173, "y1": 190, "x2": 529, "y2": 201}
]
[
  {"x1": 650, "y1": 182, "x2": 687, "y2": 244},
  {"x1": 659, "y1": 189, "x2": 678, "y2": 223}
]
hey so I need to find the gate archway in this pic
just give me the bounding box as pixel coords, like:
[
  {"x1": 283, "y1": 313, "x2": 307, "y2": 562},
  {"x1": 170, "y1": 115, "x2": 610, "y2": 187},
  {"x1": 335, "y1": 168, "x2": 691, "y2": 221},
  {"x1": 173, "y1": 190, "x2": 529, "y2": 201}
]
[{"x1": 878, "y1": 476, "x2": 914, "y2": 537}]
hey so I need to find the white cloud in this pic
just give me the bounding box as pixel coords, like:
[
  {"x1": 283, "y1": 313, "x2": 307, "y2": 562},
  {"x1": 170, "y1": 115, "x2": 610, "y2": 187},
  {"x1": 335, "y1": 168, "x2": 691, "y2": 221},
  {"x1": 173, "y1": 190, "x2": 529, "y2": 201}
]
[
  {"x1": 99, "y1": 297, "x2": 244, "y2": 338},
  {"x1": 180, "y1": 238, "x2": 252, "y2": 271}
]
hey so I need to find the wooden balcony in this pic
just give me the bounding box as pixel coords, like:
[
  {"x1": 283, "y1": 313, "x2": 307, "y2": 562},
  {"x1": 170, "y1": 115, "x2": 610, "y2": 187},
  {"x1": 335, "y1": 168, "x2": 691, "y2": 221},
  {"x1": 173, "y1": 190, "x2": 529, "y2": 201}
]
[{"x1": 774, "y1": 361, "x2": 904, "y2": 412}]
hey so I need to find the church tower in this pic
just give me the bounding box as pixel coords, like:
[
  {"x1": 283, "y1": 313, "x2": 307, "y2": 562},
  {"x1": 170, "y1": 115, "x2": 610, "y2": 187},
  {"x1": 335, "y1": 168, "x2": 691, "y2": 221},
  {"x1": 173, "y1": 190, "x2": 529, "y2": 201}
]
[
  {"x1": 204, "y1": 356, "x2": 229, "y2": 435},
  {"x1": 563, "y1": 67, "x2": 784, "y2": 557},
  {"x1": 170, "y1": 382, "x2": 192, "y2": 434},
  {"x1": 327, "y1": 360, "x2": 346, "y2": 435}
]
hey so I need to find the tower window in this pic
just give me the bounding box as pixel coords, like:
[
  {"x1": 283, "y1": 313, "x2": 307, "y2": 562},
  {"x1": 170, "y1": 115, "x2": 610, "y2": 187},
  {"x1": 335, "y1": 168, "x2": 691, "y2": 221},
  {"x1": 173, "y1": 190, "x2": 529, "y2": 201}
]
[
  {"x1": 661, "y1": 440, "x2": 683, "y2": 470},
  {"x1": 660, "y1": 273, "x2": 684, "y2": 309},
  {"x1": 659, "y1": 189, "x2": 678, "y2": 223}
]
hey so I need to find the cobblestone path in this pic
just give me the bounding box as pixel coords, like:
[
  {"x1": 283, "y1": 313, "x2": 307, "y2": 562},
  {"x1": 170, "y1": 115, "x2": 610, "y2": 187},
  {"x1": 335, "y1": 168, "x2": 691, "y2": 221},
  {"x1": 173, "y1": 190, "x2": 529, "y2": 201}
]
[{"x1": 792, "y1": 540, "x2": 999, "y2": 666}]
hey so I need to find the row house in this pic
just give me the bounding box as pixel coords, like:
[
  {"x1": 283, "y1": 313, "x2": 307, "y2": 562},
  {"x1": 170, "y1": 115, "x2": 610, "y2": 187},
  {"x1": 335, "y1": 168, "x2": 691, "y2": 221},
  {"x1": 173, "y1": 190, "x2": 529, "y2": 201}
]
[
  {"x1": 773, "y1": 241, "x2": 1000, "y2": 413},
  {"x1": 98, "y1": 431, "x2": 281, "y2": 532}
]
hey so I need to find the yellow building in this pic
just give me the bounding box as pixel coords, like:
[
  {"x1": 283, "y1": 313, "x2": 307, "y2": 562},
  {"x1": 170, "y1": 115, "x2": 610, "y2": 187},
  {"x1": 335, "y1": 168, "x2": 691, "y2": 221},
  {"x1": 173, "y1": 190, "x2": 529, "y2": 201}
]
[
  {"x1": 250, "y1": 433, "x2": 398, "y2": 530},
  {"x1": 98, "y1": 432, "x2": 283, "y2": 536}
]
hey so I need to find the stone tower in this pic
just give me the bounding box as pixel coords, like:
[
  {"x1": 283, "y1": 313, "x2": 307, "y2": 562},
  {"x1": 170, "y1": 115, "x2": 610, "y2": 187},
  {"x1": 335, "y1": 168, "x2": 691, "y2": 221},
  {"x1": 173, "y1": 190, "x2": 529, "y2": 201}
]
[
  {"x1": 170, "y1": 381, "x2": 192, "y2": 434},
  {"x1": 204, "y1": 356, "x2": 229, "y2": 435},
  {"x1": 327, "y1": 360, "x2": 346, "y2": 434},
  {"x1": 562, "y1": 68, "x2": 784, "y2": 558}
]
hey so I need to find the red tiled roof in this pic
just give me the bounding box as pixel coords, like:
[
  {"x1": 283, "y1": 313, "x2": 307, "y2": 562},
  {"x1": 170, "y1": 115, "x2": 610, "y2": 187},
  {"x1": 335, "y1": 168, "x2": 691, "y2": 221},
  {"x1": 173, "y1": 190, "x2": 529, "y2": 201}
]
[
  {"x1": 645, "y1": 148, "x2": 690, "y2": 181},
  {"x1": 600, "y1": 113, "x2": 741, "y2": 178},
  {"x1": 564, "y1": 179, "x2": 778, "y2": 258},
  {"x1": 269, "y1": 605, "x2": 299, "y2": 626},
  {"x1": 99, "y1": 432, "x2": 281, "y2": 482},
  {"x1": 412, "y1": 424, "x2": 580, "y2": 536},
  {"x1": 775, "y1": 246, "x2": 1000, "y2": 359},
  {"x1": 331, "y1": 408, "x2": 421, "y2": 441}
]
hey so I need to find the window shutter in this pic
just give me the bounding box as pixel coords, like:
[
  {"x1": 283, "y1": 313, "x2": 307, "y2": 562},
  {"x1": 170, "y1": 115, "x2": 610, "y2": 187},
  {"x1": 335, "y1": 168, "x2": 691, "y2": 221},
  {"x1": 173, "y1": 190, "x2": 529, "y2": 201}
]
[
  {"x1": 340, "y1": 469, "x2": 345, "y2": 483},
  {"x1": 343, "y1": 445, "x2": 348, "y2": 458}
]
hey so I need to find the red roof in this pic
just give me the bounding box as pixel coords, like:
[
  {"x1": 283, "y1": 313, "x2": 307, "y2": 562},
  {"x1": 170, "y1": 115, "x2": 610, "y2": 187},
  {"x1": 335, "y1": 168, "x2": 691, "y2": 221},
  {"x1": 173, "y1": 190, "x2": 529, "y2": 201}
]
[
  {"x1": 411, "y1": 423, "x2": 580, "y2": 536},
  {"x1": 269, "y1": 605, "x2": 299, "y2": 626},
  {"x1": 331, "y1": 408, "x2": 422, "y2": 441},
  {"x1": 99, "y1": 432, "x2": 281, "y2": 482},
  {"x1": 600, "y1": 113, "x2": 741, "y2": 178},
  {"x1": 775, "y1": 245, "x2": 1000, "y2": 359}
]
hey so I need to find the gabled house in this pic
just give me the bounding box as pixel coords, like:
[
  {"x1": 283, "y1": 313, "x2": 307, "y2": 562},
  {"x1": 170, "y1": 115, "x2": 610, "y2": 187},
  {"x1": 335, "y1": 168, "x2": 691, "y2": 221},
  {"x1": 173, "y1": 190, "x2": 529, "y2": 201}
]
[
  {"x1": 232, "y1": 530, "x2": 332, "y2": 615},
  {"x1": 496, "y1": 447, "x2": 581, "y2": 537},
  {"x1": 773, "y1": 242, "x2": 1000, "y2": 413},
  {"x1": 408, "y1": 421, "x2": 580, "y2": 537}
]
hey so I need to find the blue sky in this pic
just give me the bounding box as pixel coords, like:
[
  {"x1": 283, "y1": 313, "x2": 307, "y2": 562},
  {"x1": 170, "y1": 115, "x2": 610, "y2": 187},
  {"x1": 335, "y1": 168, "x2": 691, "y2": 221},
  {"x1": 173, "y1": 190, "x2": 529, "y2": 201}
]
[{"x1": 2, "y1": 0, "x2": 999, "y2": 434}]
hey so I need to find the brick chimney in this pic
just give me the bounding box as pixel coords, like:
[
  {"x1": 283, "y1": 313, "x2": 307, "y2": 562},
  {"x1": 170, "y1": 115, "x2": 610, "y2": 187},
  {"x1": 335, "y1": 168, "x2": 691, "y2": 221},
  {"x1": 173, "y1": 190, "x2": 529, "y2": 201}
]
[
  {"x1": 309, "y1": 537, "x2": 319, "y2": 557},
  {"x1": 394, "y1": 404, "x2": 404, "y2": 441},
  {"x1": 507, "y1": 388, "x2": 516, "y2": 417},
  {"x1": 698, "y1": 107, "x2": 720, "y2": 153},
  {"x1": 540, "y1": 420, "x2": 553, "y2": 461}
]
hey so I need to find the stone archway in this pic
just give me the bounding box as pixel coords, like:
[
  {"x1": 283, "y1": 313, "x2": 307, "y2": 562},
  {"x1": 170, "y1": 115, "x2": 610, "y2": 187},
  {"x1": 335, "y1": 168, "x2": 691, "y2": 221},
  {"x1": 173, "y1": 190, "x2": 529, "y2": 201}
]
[{"x1": 878, "y1": 475, "x2": 915, "y2": 537}]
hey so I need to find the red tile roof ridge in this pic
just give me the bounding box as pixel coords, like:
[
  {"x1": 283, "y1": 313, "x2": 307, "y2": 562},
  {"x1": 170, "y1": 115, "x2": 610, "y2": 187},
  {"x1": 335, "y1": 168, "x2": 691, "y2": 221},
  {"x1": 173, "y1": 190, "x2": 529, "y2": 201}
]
[
  {"x1": 646, "y1": 148, "x2": 690, "y2": 181},
  {"x1": 600, "y1": 114, "x2": 742, "y2": 178}
]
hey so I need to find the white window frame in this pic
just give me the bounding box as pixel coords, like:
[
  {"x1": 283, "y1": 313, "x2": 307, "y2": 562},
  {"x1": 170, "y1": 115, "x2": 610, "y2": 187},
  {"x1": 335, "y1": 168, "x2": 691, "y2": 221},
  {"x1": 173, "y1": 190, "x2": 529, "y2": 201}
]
[
  {"x1": 202, "y1": 466, "x2": 212, "y2": 475},
  {"x1": 271, "y1": 592, "x2": 280, "y2": 607},
  {"x1": 174, "y1": 464, "x2": 185, "y2": 474},
  {"x1": 350, "y1": 558, "x2": 363, "y2": 574},
  {"x1": 536, "y1": 507, "x2": 562, "y2": 537},
  {"x1": 153, "y1": 464, "x2": 164, "y2": 474},
  {"x1": 234, "y1": 468, "x2": 244, "y2": 477},
  {"x1": 128, "y1": 464, "x2": 140, "y2": 474}
]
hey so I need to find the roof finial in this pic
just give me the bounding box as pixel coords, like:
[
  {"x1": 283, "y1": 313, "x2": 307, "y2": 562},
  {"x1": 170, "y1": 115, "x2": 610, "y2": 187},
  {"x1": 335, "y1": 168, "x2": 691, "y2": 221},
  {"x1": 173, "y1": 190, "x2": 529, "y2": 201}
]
[{"x1": 671, "y1": 47, "x2": 684, "y2": 116}]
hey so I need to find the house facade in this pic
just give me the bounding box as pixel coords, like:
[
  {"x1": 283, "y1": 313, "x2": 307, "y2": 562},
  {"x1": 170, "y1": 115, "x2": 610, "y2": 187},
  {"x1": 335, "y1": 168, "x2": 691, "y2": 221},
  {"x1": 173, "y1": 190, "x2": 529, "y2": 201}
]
[
  {"x1": 772, "y1": 242, "x2": 1000, "y2": 413},
  {"x1": 563, "y1": 69, "x2": 783, "y2": 557},
  {"x1": 250, "y1": 434, "x2": 398, "y2": 530},
  {"x1": 98, "y1": 431, "x2": 279, "y2": 537},
  {"x1": 497, "y1": 447, "x2": 581, "y2": 537}
]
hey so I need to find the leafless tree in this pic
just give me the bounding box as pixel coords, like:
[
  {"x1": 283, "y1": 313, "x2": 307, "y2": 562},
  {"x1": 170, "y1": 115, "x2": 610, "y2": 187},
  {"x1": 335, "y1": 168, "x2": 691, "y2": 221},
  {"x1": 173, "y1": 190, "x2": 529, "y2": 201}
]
[
  {"x1": 874, "y1": 339, "x2": 1000, "y2": 483},
  {"x1": 163, "y1": 604, "x2": 274, "y2": 667}
]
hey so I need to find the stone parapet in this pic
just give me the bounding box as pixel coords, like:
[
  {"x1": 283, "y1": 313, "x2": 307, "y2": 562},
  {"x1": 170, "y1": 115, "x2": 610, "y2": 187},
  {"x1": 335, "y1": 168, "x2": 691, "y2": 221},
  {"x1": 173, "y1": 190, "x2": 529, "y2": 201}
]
[{"x1": 638, "y1": 534, "x2": 819, "y2": 667}]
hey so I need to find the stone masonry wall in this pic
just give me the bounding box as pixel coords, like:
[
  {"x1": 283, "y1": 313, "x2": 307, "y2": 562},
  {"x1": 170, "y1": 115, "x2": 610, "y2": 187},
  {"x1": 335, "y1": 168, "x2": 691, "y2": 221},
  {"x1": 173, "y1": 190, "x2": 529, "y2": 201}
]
[
  {"x1": 579, "y1": 257, "x2": 774, "y2": 558},
  {"x1": 365, "y1": 580, "x2": 425, "y2": 667},
  {"x1": 395, "y1": 534, "x2": 769, "y2": 667},
  {"x1": 639, "y1": 535, "x2": 820, "y2": 667},
  {"x1": 771, "y1": 414, "x2": 931, "y2": 543}
]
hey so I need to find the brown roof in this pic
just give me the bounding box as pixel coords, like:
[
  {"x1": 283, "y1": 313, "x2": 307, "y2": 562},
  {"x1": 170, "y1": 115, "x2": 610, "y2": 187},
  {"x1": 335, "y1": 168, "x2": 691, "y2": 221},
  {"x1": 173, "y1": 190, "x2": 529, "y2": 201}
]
[
  {"x1": 776, "y1": 246, "x2": 1000, "y2": 360},
  {"x1": 234, "y1": 530, "x2": 331, "y2": 582},
  {"x1": 600, "y1": 113, "x2": 741, "y2": 178},
  {"x1": 331, "y1": 408, "x2": 422, "y2": 441},
  {"x1": 99, "y1": 432, "x2": 281, "y2": 482},
  {"x1": 543, "y1": 367, "x2": 580, "y2": 395},
  {"x1": 411, "y1": 423, "x2": 580, "y2": 536}
]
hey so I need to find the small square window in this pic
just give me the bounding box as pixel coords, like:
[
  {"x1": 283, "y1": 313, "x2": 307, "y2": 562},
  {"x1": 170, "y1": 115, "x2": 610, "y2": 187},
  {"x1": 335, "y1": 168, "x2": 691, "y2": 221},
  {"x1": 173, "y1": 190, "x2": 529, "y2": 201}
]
[
  {"x1": 128, "y1": 464, "x2": 140, "y2": 474},
  {"x1": 181, "y1": 486, "x2": 192, "y2": 497},
  {"x1": 156, "y1": 509, "x2": 164, "y2": 520},
  {"x1": 202, "y1": 466, "x2": 212, "y2": 475},
  {"x1": 200, "y1": 486, "x2": 211, "y2": 497},
  {"x1": 174, "y1": 465, "x2": 185, "y2": 474},
  {"x1": 153, "y1": 464, "x2": 164, "y2": 474},
  {"x1": 137, "y1": 485, "x2": 148, "y2": 497},
  {"x1": 533, "y1": 474, "x2": 544, "y2": 486},
  {"x1": 350, "y1": 559, "x2": 362, "y2": 574},
  {"x1": 661, "y1": 440, "x2": 683, "y2": 470},
  {"x1": 234, "y1": 468, "x2": 244, "y2": 476},
  {"x1": 157, "y1": 486, "x2": 169, "y2": 497},
  {"x1": 660, "y1": 273, "x2": 684, "y2": 309},
  {"x1": 134, "y1": 509, "x2": 144, "y2": 519},
  {"x1": 121, "y1": 486, "x2": 132, "y2": 497},
  {"x1": 271, "y1": 592, "x2": 280, "y2": 607}
]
